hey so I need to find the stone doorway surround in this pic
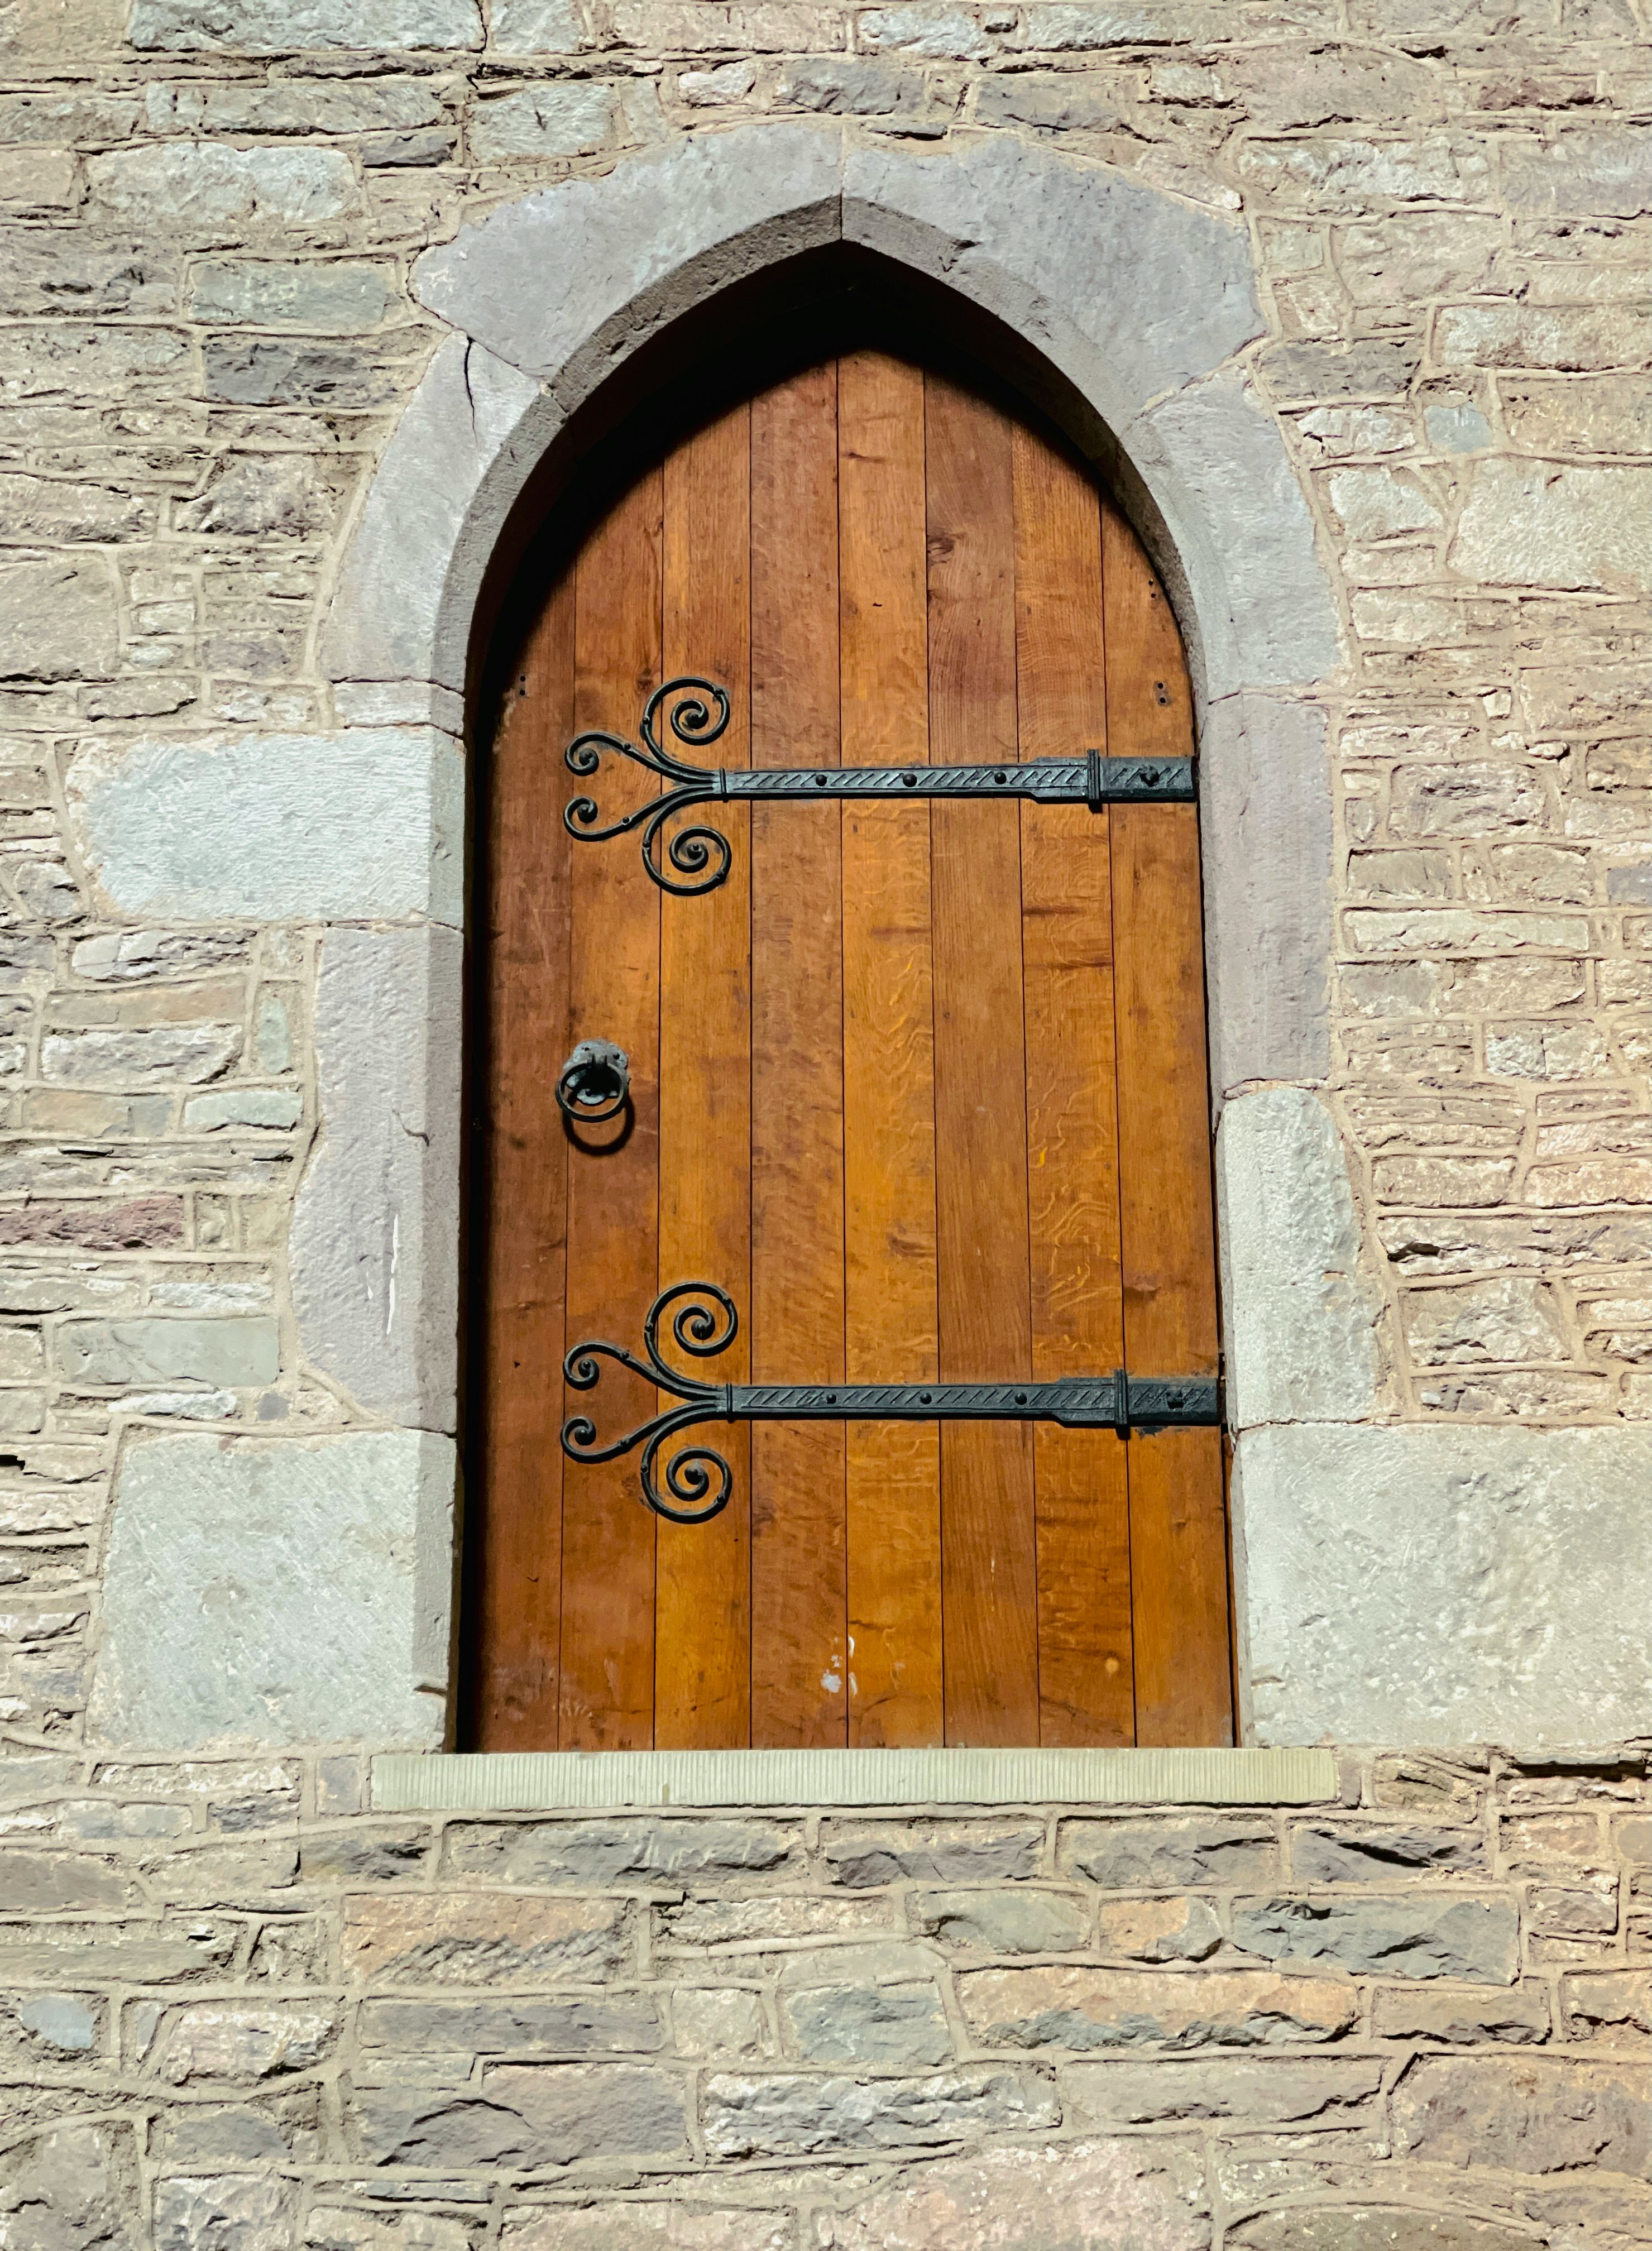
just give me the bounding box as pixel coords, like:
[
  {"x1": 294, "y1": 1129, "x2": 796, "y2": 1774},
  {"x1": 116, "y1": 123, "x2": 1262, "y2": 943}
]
[{"x1": 74, "y1": 123, "x2": 1650, "y2": 1763}]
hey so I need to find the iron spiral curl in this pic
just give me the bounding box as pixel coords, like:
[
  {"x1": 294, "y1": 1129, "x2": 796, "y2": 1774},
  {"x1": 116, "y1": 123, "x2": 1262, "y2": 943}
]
[
  {"x1": 563, "y1": 677, "x2": 735, "y2": 898},
  {"x1": 560, "y1": 1280, "x2": 739, "y2": 1524}
]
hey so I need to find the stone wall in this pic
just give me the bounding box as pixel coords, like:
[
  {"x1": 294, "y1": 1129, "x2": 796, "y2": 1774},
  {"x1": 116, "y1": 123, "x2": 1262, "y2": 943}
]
[
  {"x1": 2, "y1": 1749, "x2": 1649, "y2": 2244},
  {"x1": 1, "y1": 0, "x2": 1650, "y2": 2234}
]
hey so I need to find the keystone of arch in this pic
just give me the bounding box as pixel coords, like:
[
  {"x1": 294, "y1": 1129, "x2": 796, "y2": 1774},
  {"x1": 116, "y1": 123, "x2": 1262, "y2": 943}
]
[{"x1": 321, "y1": 123, "x2": 1342, "y2": 717}]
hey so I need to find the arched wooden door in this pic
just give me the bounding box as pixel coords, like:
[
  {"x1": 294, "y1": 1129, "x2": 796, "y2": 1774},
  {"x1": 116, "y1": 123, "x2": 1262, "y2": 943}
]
[{"x1": 470, "y1": 350, "x2": 1230, "y2": 1752}]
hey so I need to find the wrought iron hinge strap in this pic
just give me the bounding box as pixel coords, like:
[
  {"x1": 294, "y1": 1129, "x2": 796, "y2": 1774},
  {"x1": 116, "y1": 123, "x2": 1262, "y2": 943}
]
[
  {"x1": 563, "y1": 679, "x2": 1195, "y2": 895},
  {"x1": 561, "y1": 1282, "x2": 1221, "y2": 1525}
]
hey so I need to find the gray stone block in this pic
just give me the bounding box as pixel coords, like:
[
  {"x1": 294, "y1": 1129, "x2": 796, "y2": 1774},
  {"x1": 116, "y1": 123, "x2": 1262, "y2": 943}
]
[
  {"x1": 318, "y1": 332, "x2": 551, "y2": 693},
  {"x1": 87, "y1": 1431, "x2": 456, "y2": 1752},
  {"x1": 1230, "y1": 2210, "x2": 1542, "y2": 2251},
  {"x1": 0, "y1": 555, "x2": 119, "y2": 681},
  {"x1": 822, "y1": 1820, "x2": 1043, "y2": 1888},
  {"x1": 823, "y1": 2138, "x2": 1207, "y2": 2251},
  {"x1": 1393, "y1": 2057, "x2": 1648, "y2": 2178},
  {"x1": 440, "y1": 1816, "x2": 798, "y2": 1886},
  {"x1": 1231, "y1": 1894, "x2": 1518, "y2": 1982},
  {"x1": 703, "y1": 2066, "x2": 1055, "y2": 2158},
  {"x1": 1371, "y1": 1985, "x2": 1551, "y2": 2046},
  {"x1": 66, "y1": 730, "x2": 463, "y2": 927},
  {"x1": 1057, "y1": 1818, "x2": 1276, "y2": 1889},
  {"x1": 128, "y1": 0, "x2": 483, "y2": 49},
  {"x1": 1289, "y1": 1824, "x2": 1486, "y2": 1883},
  {"x1": 1200, "y1": 697, "x2": 1334, "y2": 1093},
  {"x1": 780, "y1": 1983, "x2": 953, "y2": 2067},
  {"x1": 56, "y1": 1316, "x2": 279, "y2": 1389},
  {"x1": 1135, "y1": 375, "x2": 1342, "y2": 695},
  {"x1": 187, "y1": 260, "x2": 396, "y2": 331},
  {"x1": 358, "y1": 1995, "x2": 664, "y2": 2055},
  {"x1": 356, "y1": 2063, "x2": 688, "y2": 2166},
  {"x1": 1062, "y1": 2054, "x2": 1385, "y2": 2124},
  {"x1": 909, "y1": 1887, "x2": 1089, "y2": 1953},
  {"x1": 959, "y1": 1963, "x2": 1355, "y2": 2051},
  {"x1": 290, "y1": 925, "x2": 461, "y2": 1432},
  {"x1": 1217, "y1": 1086, "x2": 1382, "y2": 1424},
  {"x1": 1233, "y1": 1423, "x2": 1652, "y2": 1749}
]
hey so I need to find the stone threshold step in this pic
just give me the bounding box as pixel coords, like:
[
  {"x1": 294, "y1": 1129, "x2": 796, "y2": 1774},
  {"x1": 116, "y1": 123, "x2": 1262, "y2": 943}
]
[{"x1": 372, "y1": 1745, "x2": 1337, "y2": 1812}]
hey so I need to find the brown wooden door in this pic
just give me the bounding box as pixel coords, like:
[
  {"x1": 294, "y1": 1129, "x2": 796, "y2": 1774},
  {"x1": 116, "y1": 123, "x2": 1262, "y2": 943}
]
[{"x1": 470, "y1": 350, "x2": 1231, "y2": 1752}]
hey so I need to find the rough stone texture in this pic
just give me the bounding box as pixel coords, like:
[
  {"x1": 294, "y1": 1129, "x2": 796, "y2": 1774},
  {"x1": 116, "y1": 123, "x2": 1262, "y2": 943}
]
[
  {"x1": 1218, "y1": 1085, "x2": 1384, "y2": 1426},
  {"x1": 87, "y1": 1431, "x2": 454, "y2": 1750},
  {"x1": 1234, "y1": 1423, "x2": 1652, "y2": 1747},
  {"x1": 290, "y1": 925, "x2": 461, "y2": 1429},
  {"x1": 65, "y1": 730, "x2": 464, "y2": 927}
]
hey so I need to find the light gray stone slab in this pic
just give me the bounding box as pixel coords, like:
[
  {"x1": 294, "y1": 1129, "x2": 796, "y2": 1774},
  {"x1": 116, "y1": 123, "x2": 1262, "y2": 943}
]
[
  {"x1": 128, "y1": 0, "x2": 483, "y2": 50},
  {"x1": 844, "y1": 133, "x2": 1261, "y2": 429},
  {"x1": 1135, "y1": 373, "x2": 1343, "y2": 695},
  {"x1": 1233, "y1": 1423, "x2": 1652, "y2": 1750},
  {"x1": 290, "y1": 925, "x2": 461, "y2": 1431},
  {"x1": 1199, "y1": 693, "x2": 1334, "y2": 1092},
  {"x1": 0, "y1": 555, "x2": 119, "y2": 681},
  {"x1": 412, "y1": 124, "x2": 843, "y2": 392},
  {"x1": 65, "y1": 729, "x2": 462, "y2": 926},
  {"x1": 1218, "y1": 1086, "x2": 1383, "y2": 1427},
  {"x1": 319, "y1": 332, "x2": 551, "y2": 693},
  {"x1": 88, "y1": 1430, "x2": 456, "y2": 1752}
]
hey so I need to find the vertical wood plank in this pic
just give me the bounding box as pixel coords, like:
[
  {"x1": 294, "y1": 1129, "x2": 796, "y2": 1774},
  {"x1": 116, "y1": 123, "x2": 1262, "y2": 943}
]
[
  {"x1": 473, "y1": 571, "x2": 575, "y2": 1749},
  {"x1": 1104, "y1": 504, "x2": 1231, "y2": 1748},
  {"x1": 657, "y1": 404, "x2": 754, "y2": 1749},
  {"x1": 1013, "y1": 425, "x2": 1134, "y2": 1747},
  {"x1": 750, "y1": 363, "x2": 847, "y2": 1747},
  {"x1": 559, "y1": 475, "x2": 663, "y2": 1749},
  {"x1": 840, "y1": 349, "x2": 943, "y2": 1749},
  {"x1": 926, "y1": 373, "x2": 1038, "y2": 1747}
]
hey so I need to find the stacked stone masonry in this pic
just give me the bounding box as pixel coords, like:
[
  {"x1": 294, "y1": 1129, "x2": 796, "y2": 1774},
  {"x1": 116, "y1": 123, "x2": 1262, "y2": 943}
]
[
  {"x1": 0, "y1": 1754, "x2": 1649, "y2": 2243},
  {"x1": 1, "y1": 0, "x2": 1649, "y2": 2232}
]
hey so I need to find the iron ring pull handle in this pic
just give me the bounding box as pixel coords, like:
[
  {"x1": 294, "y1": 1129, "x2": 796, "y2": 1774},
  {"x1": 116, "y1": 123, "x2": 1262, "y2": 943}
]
[{"x1": 556, "y1": 1038, "x2": 631, "y2": 1124}]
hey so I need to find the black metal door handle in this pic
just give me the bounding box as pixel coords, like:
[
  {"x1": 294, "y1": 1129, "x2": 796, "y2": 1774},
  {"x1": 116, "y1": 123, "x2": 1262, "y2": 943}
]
[{"x1": 556, "y1": 1039, "x2": 630, "y2": 1123}]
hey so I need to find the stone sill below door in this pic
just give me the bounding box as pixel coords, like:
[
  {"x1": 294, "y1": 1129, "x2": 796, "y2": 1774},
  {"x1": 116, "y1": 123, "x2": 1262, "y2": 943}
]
[{"x1": 372, "y1": 1745, "x2": 1338, "y2": 1812}]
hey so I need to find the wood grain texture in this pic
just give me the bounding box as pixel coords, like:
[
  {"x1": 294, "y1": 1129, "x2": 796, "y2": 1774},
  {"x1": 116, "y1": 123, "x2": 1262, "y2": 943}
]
[
  {"x1": 1106, "y1": 504, "x2": 1230, "y2": 1747},
  {"x1": 473, "y1": 570, "x2": 575, "y2": 1750},
  {"x1": 559, "y1": 474, "x2": 663, "y2": 1749},
  {"x1": 750, "y1": 364, "x2": 849, "y2": 1747},
  {"x1": 926, "y1": 373, "x2": 1038, "y2": 1746},
  {"x1": 657, "y1": 404, "x2": 754, "y2": 1749},
  {"x1": 840, "y1": 349, "x2": 943, "y2": 1749},
  {"x1": 1013, "y1": 425, "x2": 1134, "y2": 1748}
]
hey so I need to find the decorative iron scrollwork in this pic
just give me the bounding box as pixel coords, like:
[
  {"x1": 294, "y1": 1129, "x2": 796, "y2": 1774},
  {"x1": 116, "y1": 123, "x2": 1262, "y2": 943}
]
[
  {"x1": 564, "y1": 677, "x2": 736, "y2": 897},
  {"x1": 562, "y1": 1281, "x2": 1223, "y2": 1525},
  {"x1": 563, "y1": 678, "x2": 1196, "y2": 895}
]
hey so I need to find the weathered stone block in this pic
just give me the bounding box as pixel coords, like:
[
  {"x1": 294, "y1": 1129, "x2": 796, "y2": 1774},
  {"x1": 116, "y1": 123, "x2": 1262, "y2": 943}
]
[
  {"x1": 1234, "y1": 1423, "x2": 1652, "y2": 1747},
  {"x1": 88, "y1": 144, "x2": 357, "y2": 234},
  {"x1": 1371, "y1": 1985, "x2": 1551, "y2": 2046},
  {"x1": 0, "y1": 1918, "x2": 239, "y2": 1984},
  {"x1": 1058, "y1": 1818, "x2": 1276, "y2": 1890},
  {"x1": 129, "y1": 0, "x2": 483, "y2": 49},
  {"x1": 66, "y1": 730, "x2": 463, "y2": 926},
  {"x1": 358, "y1": 1995, "x2": 663, "y2": 2054},
  {"x1": 1289, "y1": 1825, "x2": 1486, "y2": 1883},
  {"x1": 1218, "y1": 1087, "x2": 1382, "y2": 1427},
  {"x1": 816, "y1": 2137, "x2": 1207, "y2": 2249},
  {"x1": 1559, "y1": 1969, "x2": 1650, "y2": 2045},
  {"x1": 0, "y1": 556, "x2": 119, "y2": 682},
  {"x1": 57, "y1": 1317, "x2": 278, "y2": 1389},
  {"x1": 958, "y1": 1965, "x2": 1356, "y2": 2051},
  {"x1": 290, "y1": 925, "x2": 461, "y2": 1430},
  {"x1": 1232, "y1": 1895, "x2": 1517, "y2": 1982},
  {"x1": 1095, "y1": 1896, "x2": 1223, "y2": 1963},
  {"x1": 1453, "y1": 461, "x2": 1651, "y2": 593},
  {"x1": 0, "y1": 2128, "x2": 137, "y2": 2251},
  {"x1": 443, "y1": 1816, "x2": 797, "y2": 1887},
  {"x1": 1392, "y1": 2056, "x2": 1649, "y2": 2176},
  {"x1": 1062, "y1": 2054, "x2": 1385, "y2": 2124},
  {"x1": 1228, "y1": 2211, "x2": 1540, "y2": 2251},
  {"x1": 909, "y1": 1887, "x2": 1089, "y2": 1953},
  {"x1": 472, "y1": 83, "x2": 615, "y2": 158},
  {"x1": 502, "y1": 2207, "x2": 786, "y2": 2251},
  {"x1": 823, "y1": 1819, "x2": 1043, "y2": 1888},
  {"x1": 780, "y1": 1983, "x2": 952, "y2": 2068},
  {"x1": 187, "y1": 260, "x2": 396, "y2": 330},
  {"x1": 355, "y1": 2064, "x2": 688, "y2": 2167},
  {"x1": 145, "y1": 2002, "x2": 338, "y2": 2084},
  {"x1": 0, "y1": 1847, "x2": 139, "y2": 1913},
  {"x1": 703, "y1": 2066, "x2": 1055, "y2": 2157},
  {"x1": 88, "y1": 1431, "x2": 455, "y2": 1752},
  {"x1": 670, "y1": 1986, "x2": 768, "y2": 2060},
  {"x1": 342, "y1": 1894, "x2": 627, "y2": 1985}
]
